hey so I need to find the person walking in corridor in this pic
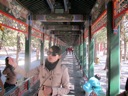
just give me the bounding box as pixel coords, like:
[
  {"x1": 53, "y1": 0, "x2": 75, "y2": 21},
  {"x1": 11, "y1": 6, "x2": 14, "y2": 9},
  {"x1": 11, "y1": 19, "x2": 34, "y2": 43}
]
[{"x1": 8, "y1": 45, "x2": 70, "y2": 96}]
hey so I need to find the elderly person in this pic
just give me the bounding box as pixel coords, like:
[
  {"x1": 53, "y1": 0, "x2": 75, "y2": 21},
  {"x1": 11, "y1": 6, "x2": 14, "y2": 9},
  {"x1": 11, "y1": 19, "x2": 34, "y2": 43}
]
[{"x1": 8, "y1": 45, "x2": 70, "y2": 96}]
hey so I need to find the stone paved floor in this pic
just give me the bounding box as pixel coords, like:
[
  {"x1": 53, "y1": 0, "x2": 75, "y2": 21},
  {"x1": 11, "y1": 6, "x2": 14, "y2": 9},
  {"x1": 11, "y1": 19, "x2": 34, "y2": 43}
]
[{"x1": 62, "y1": 54, "x2": 85, "y2": 96}]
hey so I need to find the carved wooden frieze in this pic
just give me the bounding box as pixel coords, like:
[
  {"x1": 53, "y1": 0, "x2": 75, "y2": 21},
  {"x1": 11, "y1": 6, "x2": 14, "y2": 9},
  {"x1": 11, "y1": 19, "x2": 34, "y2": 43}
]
[
  {"x1": 32, "y1": 20, "x2": 42, "y2": 31},
  {"x1": 0, "y1": 0, "x2": 29, "y2": 22},
  {"x1": 0, "y1": 11, "x2": 27, "y2": 33},
  {"x1": 91, "y1": 10, "x2": 107, "y2": 34},
  {"x1": 45, "y1": 25, "x2": 79, "y2": 30},
  {"x1": 35, "y1": 14, "x2": 84, "y2": 22},
  {"x1": 113, "y1": 0, "x2": 128, "y2": 28},
  {"x1": 91, "y1": 0, "x2": 106, "y2": 23},
  {"x1": 31, "y1": 28, "x2": 42, "y2": 39},
  {"x1": 113, "y1": 0, "x2": 128, "y2": 17}
]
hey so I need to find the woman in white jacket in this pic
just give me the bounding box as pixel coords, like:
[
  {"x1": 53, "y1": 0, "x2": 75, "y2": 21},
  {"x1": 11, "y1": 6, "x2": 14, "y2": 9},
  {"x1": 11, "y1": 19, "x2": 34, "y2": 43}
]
[{"x1": 8, "y1": 45, "x2": 70, "y2": 96}]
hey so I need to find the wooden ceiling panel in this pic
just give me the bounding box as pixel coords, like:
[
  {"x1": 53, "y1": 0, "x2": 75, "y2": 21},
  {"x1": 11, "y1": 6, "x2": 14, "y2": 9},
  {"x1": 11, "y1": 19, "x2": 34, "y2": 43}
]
[{"x1": 16, "y1": 0, "x2": 97, "y2": 46}]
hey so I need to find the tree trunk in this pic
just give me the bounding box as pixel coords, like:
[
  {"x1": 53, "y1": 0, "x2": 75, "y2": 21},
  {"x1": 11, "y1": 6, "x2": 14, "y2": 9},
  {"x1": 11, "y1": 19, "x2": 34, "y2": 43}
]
[
  {"x1": 124, "y1": 37, "x2": 126, "y2": 61},
  {"x1": 16, "y1": 33, "x2": 21, "y2": 64}
]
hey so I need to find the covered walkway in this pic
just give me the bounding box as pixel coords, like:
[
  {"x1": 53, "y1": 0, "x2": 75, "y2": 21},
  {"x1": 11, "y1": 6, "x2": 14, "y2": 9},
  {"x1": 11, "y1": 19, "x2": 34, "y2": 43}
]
[{"x1": 0, "y1": 0, "x2": 127, "y2": 95}]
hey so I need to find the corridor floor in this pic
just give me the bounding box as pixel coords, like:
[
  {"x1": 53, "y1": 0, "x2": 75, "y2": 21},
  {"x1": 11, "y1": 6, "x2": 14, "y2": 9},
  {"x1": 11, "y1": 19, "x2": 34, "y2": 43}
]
[{"x1": 62, "y1": 53, "x2": 85, "y2": 96}]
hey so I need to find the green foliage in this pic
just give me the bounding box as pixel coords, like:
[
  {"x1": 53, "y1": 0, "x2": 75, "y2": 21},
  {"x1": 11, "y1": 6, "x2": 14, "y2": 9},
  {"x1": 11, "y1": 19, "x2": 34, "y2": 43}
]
[
  {"x1": 31, "y1": 36, "x2": 40, "y2": 48},
  {"x1": 121, "y1": 15, "x2": 128, "y2": 42},
  {"x1": 0, "y1": 28, "x2": 25, "y2": 48},
  {"x1": 94, "y1": 27, "x2": 107, "y2": 43}
]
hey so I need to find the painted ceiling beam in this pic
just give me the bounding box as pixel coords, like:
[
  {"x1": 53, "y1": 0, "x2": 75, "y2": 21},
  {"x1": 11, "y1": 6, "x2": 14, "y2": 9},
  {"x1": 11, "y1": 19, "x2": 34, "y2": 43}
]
[
  {"x1": 53, "y1": 31, "x2": 80, "y2": 36},
  {"x1": 52, "y1": 30, "x2": 80, "y2": 32},
  {"x1": 63, "y1": 0, "x2": 68, "y2": 13},
  {"x1": 46, "y1": 0, "x2": 55, "y2": 12},
  {"x1": 34, "y1": 14, "x2": 84, "y2": 22},
  {"x1": 44, "y1": 25, "x2": 80, "y2": 30}
]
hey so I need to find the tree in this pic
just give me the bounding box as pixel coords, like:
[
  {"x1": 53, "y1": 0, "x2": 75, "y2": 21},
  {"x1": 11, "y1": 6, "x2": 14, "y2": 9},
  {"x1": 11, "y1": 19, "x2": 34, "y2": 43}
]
[
  {"x1": 120, "y1": 15, "x2": 128, "y2": 61},
  {"x1": 94, "y1": 27, "x2": 107, "y2": 56}
]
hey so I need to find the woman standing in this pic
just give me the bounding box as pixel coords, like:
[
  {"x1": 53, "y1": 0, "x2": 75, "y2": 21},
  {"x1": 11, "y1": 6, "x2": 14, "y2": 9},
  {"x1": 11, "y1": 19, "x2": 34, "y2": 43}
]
[
  {"x1": 3, "y1": 57, "x2": 17, "y2": 92},
  {"x1": 8, "y1": 45, "x2": 70, "y2": 96}
]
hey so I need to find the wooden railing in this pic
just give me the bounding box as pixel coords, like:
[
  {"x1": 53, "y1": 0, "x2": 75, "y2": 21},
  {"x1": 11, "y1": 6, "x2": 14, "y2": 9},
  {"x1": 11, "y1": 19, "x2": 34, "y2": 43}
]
[{"x1": 4, "y1": 75, "x2": 39, "y2": 96}]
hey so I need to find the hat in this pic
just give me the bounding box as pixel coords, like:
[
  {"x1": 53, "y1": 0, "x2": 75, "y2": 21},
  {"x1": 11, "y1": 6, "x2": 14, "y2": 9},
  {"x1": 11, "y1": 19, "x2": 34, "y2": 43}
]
[
  {"x1": 50, "y1": 45, "x2": 61, "y2": 55},
  {"x1": 94, "y1": 74, "x2": 101, "y2": 80}
]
